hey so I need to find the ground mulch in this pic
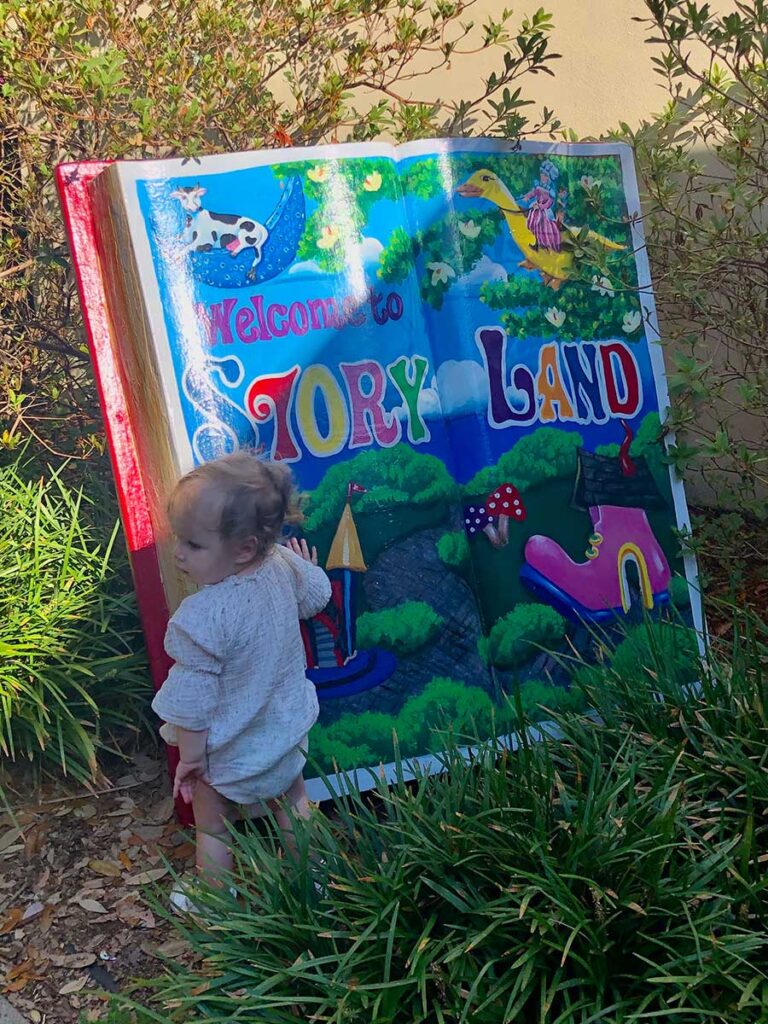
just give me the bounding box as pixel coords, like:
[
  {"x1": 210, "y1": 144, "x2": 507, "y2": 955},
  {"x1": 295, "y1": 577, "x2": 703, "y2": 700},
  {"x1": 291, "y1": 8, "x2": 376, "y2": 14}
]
[{"x1": 0, "y1": 750, "x2": 199, "y2": 1023}]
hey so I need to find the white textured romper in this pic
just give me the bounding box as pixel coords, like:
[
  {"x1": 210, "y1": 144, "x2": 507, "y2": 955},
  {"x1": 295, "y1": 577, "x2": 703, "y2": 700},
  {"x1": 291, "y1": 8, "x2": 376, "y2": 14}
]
[{"x1": 151, "y1": 544, "x2": 332, "y2": 803}]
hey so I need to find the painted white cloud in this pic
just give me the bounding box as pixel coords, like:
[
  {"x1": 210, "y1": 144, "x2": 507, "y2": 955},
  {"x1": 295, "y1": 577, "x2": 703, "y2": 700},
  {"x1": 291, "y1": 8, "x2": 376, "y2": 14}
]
[
  {"x1": 418, "y1": 377, "x2": 442, "y2": 418},
  {"x1": 288, "y1": 259, "x2": 324, "y2": 275},
  {"x1": 392, "y1": 360, "x2": 489, "y2": 423},
  {"x1": 505, "y1": 385, "x2": 530, "y2": 413},
  {"x1": 435, "y1": 359, "x2": 489, "y2": 417},
  {"x1": 460, "y1": 254, "x2": 508, "y2": 287},
  {"x1": 356, "y1": 235, "x2": 384, "y2": 266}
]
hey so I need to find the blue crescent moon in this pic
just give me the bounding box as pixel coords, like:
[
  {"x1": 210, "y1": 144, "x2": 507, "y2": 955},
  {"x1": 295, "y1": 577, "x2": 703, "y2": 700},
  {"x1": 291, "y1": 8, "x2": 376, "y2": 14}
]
[{"x1": 187, "y1": 176, "x2": 306, "y2": 289}]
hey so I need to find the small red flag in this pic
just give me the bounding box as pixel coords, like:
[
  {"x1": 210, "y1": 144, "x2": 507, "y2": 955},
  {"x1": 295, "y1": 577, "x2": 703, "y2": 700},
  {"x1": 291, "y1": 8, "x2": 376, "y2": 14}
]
[{"x1": 347, "y1": 482, "x2": 367, "y2": 498}]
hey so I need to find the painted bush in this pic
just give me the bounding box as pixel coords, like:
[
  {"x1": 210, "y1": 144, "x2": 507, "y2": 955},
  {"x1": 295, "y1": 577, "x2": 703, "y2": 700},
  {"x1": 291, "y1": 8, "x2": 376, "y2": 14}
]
[
  {"x1": 437, "y1": 530, "x2": 470, "y2": 570},
  {"x1": 310, "y1": 675, "x2": 587, "y2": 772},
  {"x1": 479, "y1": 603, "x2": 567, "y2": 669},
  {"x1": 356, "y1": 601, "x2": 444, "y2": 656}
]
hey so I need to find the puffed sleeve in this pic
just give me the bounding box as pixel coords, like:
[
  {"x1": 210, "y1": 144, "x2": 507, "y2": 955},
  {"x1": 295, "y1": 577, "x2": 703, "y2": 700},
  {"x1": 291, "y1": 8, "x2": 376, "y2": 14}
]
[
  {"x1": 276, "y1": 545, "x2": 332, "y2": 619},
  {"x1": 151, "y1": 594, "x2": 225, "y2": 732}
]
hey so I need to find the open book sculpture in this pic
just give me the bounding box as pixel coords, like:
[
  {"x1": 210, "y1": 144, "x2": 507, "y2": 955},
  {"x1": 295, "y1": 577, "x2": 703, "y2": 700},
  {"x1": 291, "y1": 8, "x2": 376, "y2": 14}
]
[{"x1": 57, "y1": 138, "x2": 703, "y2": 800}]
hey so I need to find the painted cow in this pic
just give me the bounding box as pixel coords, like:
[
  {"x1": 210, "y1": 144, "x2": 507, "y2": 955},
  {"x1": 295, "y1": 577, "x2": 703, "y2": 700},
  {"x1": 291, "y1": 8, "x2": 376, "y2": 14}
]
[{"x1": 170, "y1": 185, "x2": 269, "y2": 280}]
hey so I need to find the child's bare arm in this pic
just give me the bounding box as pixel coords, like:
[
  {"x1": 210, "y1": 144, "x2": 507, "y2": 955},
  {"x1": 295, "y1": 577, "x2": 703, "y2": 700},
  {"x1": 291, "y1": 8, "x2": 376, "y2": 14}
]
[
  {"x1": 177, "y1": 726, "x2": 207, "y2": 762},
  {"x1": 174, "y1": 727, "x2": 209, "y2": 803}
]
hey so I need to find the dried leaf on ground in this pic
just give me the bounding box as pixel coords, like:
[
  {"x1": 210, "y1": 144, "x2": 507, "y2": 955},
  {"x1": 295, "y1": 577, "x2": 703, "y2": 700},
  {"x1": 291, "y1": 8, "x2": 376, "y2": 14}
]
[
  {"x1": 0, "y1": 907, "x2": 23, "y2": 934},
  {"x1": 50, "y1": 952, "x2": 98, "y2": 969},
  {"x1": 0, "y1": 828, "x2": 22, "y2": 853},
  {"x1": 126, "y1": 866, "x2": 169, "y2": 886},
  {"x1": 4, "y1": 977, "x2": 31, "y2": 993},
  {"x1": 6, "y1": 959, "x2": 36, "y2": 982},
  {"x1": 155, "y1": 938, "x2": 190, "y2": 959},
  {"x1": 88, "y1": 858, "x2": 122, "y2": 877},
  {"x1": 147, "y1": 796, "x2": 175, "y2": 824},
  {"x1": 21, "y1": 901, "x2": 46, "y2": 924},
  {"x1": 59, "y1": 977, "x2": 87, "y2": 995},
  {"x1": 38, "y1": 904, "x2": 56, "y2": 932},
  {"x1": 114, "y1": 896, "x2": 157, "y2": 929},
  {"x1": 74, "y1": 896, "x2": 108, "y2": 914}
]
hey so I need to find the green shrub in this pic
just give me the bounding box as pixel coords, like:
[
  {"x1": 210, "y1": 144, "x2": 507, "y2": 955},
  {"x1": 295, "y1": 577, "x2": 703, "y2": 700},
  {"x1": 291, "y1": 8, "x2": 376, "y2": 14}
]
[
  {"x1": 479, "y1": 603, "x2": 567, "y2": 668},
  {"x1": 627, "y1": 4, "x2": 768, "y2": 517},
  {"x1": 0, "y1": 458, "x2": 149, "y2": 781},
  {"x1": 357, "y1": 601, "x2": 443, "y2": 656},
  {"x1": 436, "y1": 530, "x2": 470, "y2": 570},
  {"x1": 119, "y1": 614, "x2": 768, "y2": 1023}
]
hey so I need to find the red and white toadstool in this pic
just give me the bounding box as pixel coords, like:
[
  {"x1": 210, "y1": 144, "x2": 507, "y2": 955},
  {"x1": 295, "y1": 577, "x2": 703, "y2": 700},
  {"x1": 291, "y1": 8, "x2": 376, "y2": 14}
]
[
  {"x1": 463, "y1": 504, "x2": 503, "y2": 549},
  {"x1": 485, "y1": 483, "x2": 526, "y2": 545}
]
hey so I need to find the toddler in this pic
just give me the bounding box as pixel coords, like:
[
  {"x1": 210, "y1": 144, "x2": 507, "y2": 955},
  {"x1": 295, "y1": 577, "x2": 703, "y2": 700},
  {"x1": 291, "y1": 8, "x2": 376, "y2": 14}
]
[{"x1": 151, "y1": 451, "x2": 331, "y2": 912}]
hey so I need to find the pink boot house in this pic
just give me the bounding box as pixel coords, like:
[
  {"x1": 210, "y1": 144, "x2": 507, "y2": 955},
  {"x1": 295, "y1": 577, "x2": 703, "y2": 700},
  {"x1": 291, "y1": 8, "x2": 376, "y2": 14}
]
[{"x1": 520, "y1": 440, "x2": 672, "y2": 623}]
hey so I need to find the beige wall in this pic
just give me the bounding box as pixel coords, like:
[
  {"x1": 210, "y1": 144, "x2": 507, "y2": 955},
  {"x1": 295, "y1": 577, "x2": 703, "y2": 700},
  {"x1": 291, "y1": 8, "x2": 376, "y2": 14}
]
[{"x1": 411, "y1": 1, "x2": 670, "y2": 138}]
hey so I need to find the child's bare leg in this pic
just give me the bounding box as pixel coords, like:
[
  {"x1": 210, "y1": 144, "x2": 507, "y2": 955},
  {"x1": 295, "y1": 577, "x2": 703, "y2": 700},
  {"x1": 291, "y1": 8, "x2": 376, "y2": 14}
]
[
  {"x1": 192, "y1": 780, "x2": 236, "y2": 880},
  {"x1": 268, "y1": 774, "x2": 311, "y2": 856}
]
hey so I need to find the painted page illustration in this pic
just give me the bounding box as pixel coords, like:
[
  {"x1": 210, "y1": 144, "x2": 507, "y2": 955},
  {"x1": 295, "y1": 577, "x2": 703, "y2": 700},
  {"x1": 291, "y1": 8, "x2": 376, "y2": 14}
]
[{"x1": 62, "y1": 138, "x2": 703, "y2": 796}]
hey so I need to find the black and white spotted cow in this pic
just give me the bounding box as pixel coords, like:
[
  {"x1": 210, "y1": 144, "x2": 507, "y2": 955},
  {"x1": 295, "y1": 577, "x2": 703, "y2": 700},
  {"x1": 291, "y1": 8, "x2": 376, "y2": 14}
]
[{"x1": 170, "y1": 185, "x2": 269, "y2": 280}]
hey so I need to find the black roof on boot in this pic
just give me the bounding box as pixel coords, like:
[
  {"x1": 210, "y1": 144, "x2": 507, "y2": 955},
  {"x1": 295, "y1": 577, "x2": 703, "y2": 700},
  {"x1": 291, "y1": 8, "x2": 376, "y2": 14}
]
[{"x1": 572, "y1": 448, "x2": 666, "y2": 510}]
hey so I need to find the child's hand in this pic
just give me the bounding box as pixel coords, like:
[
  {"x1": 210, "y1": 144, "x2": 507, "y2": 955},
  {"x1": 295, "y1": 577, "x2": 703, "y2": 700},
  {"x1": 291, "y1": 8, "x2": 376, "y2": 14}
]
[
  {"x1": 173, "y1": 759, "x2": 207, "y2": 804},
  {"x1": 288, "y1": 537, "x2": 318, "y2": 565}
]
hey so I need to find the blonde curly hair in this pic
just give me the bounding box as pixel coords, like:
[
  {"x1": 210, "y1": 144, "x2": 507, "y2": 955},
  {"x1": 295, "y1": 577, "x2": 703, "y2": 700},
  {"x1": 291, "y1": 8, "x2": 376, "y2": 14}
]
[{"x1": 169, "y1": 451, "x2": 302, "y2": 558}]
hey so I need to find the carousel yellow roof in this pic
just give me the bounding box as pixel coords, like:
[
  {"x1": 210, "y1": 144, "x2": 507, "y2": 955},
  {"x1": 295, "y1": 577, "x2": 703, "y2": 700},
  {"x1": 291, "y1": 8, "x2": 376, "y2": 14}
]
[{"x1": 326, "y1": 502, "x2": 367, "y2": 572}]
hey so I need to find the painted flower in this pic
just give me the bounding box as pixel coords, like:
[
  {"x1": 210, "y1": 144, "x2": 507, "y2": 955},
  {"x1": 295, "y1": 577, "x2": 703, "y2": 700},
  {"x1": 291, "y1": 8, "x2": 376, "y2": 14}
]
[
  {"x1": 623, "y1": 310, "x2": 642, "y2": 333},
  {"x1": 317, "y1": 225, "x2": 340, "y2": 249},
  {"x1": 458, "y1": 219, "x2": 481, "y2": 239},
  {"x1": 544, "y1": 306, "x2": 566, "y2": 328},
  {"x1": 591, "y1": 275, "x2": 615, "y2": 298},
  {"x1": 580, "y1": 175, "x2": 602, "y2": 190},
  {"x1": 363, "y1": 171, "x2": 382, "y2": 192},
  {"x1": 427, "y1": 261, "x2": 456, "y2": 286},
  {"x1": 307, "y1": 165, "x2": 329, "y2": 183}
]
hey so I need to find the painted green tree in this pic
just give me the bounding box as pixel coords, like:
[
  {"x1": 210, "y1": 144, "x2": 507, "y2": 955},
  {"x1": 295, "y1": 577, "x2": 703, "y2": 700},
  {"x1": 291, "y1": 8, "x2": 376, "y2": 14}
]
[
  {"x1": 273, "y1": 150, "x2": 647, "y2": 342},
  {"x1": 272, "y1": 157, "x2": 401, "y2": 274},
  {"x1": 379, "y1": 153, "x2": 646, "y2": 341},
  {"x1": 303, "y1": 444, "x2": 457, "y2": 534},
  {"x1": 463, "y1": 427, "x2": 584, "y2": 498}
]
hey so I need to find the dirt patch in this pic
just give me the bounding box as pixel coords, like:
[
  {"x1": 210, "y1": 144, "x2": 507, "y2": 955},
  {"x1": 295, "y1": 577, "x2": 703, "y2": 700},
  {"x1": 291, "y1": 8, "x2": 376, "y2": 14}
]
[{"x1": 0, "y1": 751, "x2": 198, "y2": 1023}]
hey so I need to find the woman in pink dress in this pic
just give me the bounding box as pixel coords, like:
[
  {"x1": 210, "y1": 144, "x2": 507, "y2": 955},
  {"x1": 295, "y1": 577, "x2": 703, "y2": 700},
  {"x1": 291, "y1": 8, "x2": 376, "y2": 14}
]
[{"x1": 522, "y1": 159, "x2": 562, "y2": 252}]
